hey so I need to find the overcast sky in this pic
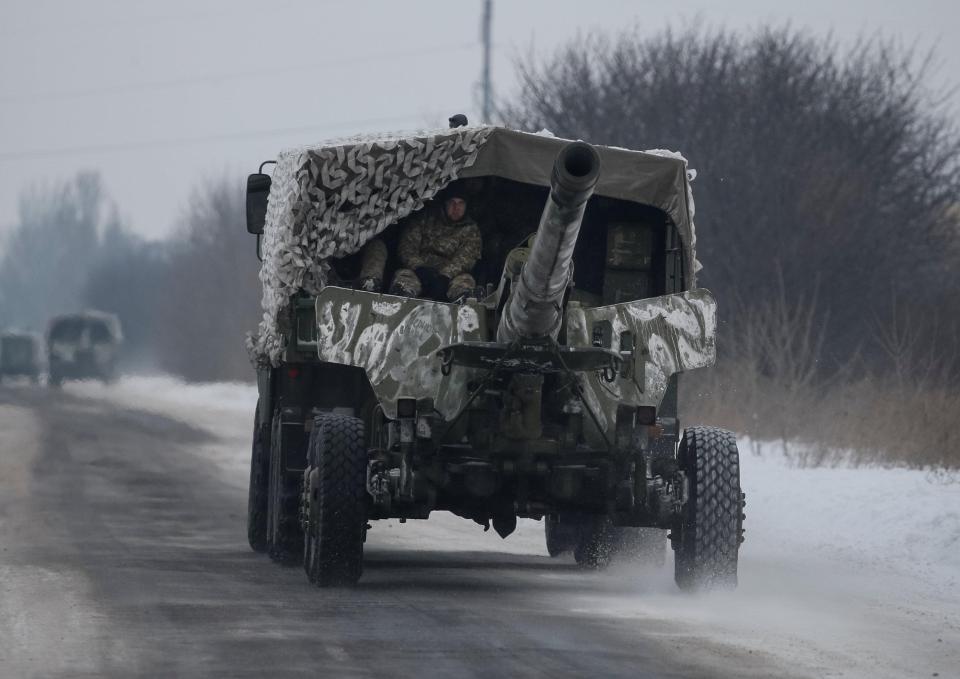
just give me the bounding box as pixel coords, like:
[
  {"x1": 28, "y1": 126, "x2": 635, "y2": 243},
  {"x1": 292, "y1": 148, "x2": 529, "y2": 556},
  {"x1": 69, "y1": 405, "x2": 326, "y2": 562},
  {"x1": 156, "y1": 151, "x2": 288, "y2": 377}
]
[{"x1": 1, "y1": 0, "x2": 957, "y2": 244}]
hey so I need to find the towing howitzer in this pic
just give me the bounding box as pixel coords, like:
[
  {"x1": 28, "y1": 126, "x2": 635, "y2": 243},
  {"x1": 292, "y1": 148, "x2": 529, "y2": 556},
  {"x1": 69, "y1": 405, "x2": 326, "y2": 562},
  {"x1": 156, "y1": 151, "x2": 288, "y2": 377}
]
[{"x1": 245, "y1": 125, "x2": 742, "y2": 591}]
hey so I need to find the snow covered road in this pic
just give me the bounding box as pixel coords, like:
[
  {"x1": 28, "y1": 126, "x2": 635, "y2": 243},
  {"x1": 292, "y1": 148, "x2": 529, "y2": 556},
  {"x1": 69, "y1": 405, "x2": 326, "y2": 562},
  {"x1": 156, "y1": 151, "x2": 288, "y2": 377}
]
[{"x1": 2, "y1": 376, "x2": 957, "y2": 678}]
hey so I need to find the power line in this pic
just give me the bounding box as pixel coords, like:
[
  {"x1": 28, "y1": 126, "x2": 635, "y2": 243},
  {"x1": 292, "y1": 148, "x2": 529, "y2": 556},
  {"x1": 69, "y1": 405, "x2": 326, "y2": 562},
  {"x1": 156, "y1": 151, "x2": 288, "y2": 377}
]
[
  {"x1": 0, "y1": 42, "x2": 475, "y2": 104},
  {"x1": 0, "y1": 114, "x2": 428, "y2": 162}
]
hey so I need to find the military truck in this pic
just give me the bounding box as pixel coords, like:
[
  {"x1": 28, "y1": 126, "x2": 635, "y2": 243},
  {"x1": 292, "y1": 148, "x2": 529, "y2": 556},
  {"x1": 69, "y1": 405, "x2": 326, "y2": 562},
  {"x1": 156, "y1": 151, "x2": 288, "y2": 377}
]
[
  {"x1": 47, "y1": 311, "x2": 123, "y2": 386},
  {"x1": 0, "y1": 332, "x2": 42, "y2": 383},
  {"x1": 245, "y1": 125, "x2": 744, "y2": 589}
]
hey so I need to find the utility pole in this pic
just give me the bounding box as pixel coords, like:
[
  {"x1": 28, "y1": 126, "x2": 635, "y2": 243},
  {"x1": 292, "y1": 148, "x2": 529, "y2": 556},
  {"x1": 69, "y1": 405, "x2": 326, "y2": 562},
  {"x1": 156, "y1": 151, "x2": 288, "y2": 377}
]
[{"x1": 481, "y1": 0, "x2": 493, "y2": 122}]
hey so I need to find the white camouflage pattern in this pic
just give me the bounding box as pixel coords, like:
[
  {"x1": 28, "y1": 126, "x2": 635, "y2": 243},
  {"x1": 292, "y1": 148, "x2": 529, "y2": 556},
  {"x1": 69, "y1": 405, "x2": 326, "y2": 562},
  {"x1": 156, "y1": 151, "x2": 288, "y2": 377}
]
[
  {"x1": 314, "y1": 287, "x2": 486, "y2": 419},
  {"x1": 312, "y1": 287, "x2": 717, "y2": 428},
  {"x1": 248, "y1": 126, "x2": 494, "y2": 365}
]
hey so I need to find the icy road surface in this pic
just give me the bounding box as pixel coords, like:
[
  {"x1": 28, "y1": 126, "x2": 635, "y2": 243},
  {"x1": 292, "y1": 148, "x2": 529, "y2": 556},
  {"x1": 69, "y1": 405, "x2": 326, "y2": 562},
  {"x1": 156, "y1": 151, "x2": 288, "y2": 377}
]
[{"x1": 1, "y1": 378, "x2": 957, "y2": 678}]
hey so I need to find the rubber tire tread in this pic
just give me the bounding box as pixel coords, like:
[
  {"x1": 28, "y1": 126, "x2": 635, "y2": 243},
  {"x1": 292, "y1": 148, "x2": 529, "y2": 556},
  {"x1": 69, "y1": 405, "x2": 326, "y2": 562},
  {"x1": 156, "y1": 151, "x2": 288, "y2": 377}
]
[
  {"x1": 267, "y1": 412, "x2": 304, "y2": 564},
  {"x1": 304, "y1": 415, "x2": 367, "y2": 587},
  {"x1": 674, "y1": 426, "x2": 742, "y2": 591},
  {"x1": 544, "y1": 514, "x2": 579, "y2": 558},
  {"x1": 574, "y1": 520, "x2": 668, "y2": 569},
  {"x1": 246, "y1": 400, "x2": 269, "y2": 553},
  {"x1": 302, "y1": 414, "x2": 329, "y2": 582},
  {"x1": 573, "y1": 516, "x2": 615, "y2": 569},
  {"x1": 618, "y1": 527, "x2": 668, "y2": 568}
]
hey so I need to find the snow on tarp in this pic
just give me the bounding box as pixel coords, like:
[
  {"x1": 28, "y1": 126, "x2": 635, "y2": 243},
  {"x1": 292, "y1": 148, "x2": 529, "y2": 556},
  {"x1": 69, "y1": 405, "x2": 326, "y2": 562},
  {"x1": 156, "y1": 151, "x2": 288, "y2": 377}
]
[{"x1": 247, "y1": 125, "x2": 699, "y2": 366}]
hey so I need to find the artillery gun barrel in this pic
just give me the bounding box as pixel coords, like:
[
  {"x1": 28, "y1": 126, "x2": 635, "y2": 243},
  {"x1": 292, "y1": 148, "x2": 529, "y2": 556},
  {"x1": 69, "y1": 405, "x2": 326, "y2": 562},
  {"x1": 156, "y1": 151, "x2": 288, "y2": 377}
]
[{"x1": 498, "y1": 141, "x2": 602, "y2": 342}]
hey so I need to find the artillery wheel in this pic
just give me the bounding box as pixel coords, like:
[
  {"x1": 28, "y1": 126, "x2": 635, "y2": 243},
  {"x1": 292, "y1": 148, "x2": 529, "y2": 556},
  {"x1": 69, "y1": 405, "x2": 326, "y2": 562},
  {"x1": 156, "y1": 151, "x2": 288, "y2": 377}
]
[
  {"x1": 673, "y1": 426, "x2": 743, "y2": 591},
  {"x1": 303, "y1": 414, "x2": 368, "y2": 587},
  {"x1": 573, "y1": 519, "x2": 667, "y2": 569},
  {"x1": 573, "y1": 516, "x2": 616, "y2": 569},
  {"x1": 544, "y1": 513, "x2": 580, "y2": 557},
  {"x1": 618, "y1": 527, "x2": 668, "y2": 568},
  {"x1": 266, "y1": 411, "x2": 304, "y2": 564},
  {"x1": 246, "y1": 400, "x2": 269, "y2": 553}
]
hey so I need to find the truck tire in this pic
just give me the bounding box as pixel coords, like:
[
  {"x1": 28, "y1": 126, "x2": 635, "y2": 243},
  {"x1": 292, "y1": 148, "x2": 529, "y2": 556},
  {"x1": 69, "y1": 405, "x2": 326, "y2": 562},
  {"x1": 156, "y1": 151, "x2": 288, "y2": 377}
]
[
  {"x1": 573, "y1": 516, "x2": 615, "y2": 569},
  {"x1": 545, "y1": 513, "x2": 580, "y2": 557},
  {"x1": 618, "y1": 527, "x2": 668, "y2": 568},
  {"x1": 301, "y1": 412, "x2": 330, "y2": 577},
  {"x1": 303, "y1": 414, "x2": 368, "y2": 587},
  {"x1": 266, "y1": 412, "x2": 304, "y2": 564},
  {"x1": 572, "y1": 519, "x2": 665, "y2": 569},
  {"x1": 673, "y1": 426, "x2": 743, "y2": 591},
  {"x1": 246, "y1": 400, "x2": 269, "y2": 553}
]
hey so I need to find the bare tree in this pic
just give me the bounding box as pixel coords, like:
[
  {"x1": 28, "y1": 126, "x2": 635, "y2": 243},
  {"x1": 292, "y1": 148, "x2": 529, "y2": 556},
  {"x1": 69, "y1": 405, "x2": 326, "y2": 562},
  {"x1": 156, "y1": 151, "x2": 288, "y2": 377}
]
[
  {"x1": 0, "y1": 171, "x2": 109, "y2": 331},
  {"x1": 151, "y1": 175, "x2": 261, "y2": 381},
  {"x1": 83, "y1": 221, "x2": 169, "y2": 371},
  {"x1": 873, "y1": 289, "x2": 959, "y2": 392},
  {"x1": 502, "y1": 25, "x2": 960, "y2": 373},
  {"x1": 732, "y1": 268, "x2": 839, "y2": 453}
]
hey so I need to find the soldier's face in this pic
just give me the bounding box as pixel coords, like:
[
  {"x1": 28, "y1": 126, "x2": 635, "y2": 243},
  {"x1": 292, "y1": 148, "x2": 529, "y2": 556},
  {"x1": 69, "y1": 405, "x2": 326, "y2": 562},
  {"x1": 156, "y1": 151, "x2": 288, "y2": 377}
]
[{"x1": 445, "y1": 197, "x2": 466, "y2": 222}]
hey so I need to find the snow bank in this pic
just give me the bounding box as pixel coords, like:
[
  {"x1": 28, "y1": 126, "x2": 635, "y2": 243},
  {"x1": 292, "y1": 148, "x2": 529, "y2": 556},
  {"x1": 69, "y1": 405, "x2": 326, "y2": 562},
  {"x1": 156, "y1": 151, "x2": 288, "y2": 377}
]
[
  {"x1": 65, "y1": 376, "x2": 257, "y2": 488},
  {"x1": 66, "y1": 377, "x2": 960, "y2": 678},
  {"x1": 742, "y1": 443, "x2": 960, "y2": 581},
  {"x1": 583, "y1": 446, "x2": 960, "y2": 679},
  {"x1": 65, "y1": 375, "x2": 256, "y2": 428}
]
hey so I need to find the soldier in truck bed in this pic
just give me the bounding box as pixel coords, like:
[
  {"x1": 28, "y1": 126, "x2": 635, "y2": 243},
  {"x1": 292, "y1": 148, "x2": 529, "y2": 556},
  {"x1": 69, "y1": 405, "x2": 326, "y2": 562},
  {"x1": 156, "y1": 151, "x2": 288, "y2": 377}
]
[{"x1": 359, "y1": 191, "x2": 482, "y2": 301}]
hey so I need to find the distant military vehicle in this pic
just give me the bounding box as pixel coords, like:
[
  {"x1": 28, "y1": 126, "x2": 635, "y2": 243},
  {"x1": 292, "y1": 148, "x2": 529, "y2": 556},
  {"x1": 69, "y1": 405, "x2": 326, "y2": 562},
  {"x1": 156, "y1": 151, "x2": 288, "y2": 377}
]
[
  {"x1": 245, "y1": 125, "x2": 744, "y2": 589},
  {"x1": 47, "y1": 311, "x2": 123, "y2": 386},
  {"x1": 0, "y1": 332, "x2": 42, "y2": 383}
]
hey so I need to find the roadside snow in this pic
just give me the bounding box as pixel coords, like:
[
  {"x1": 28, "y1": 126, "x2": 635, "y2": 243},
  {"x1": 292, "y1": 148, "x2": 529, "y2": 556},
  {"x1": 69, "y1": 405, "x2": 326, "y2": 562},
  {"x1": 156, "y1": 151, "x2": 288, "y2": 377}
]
[
  {"x1": 67, "y1": 376, "x2": 960, "y2": 678},
  {"x1": 577, "y1": 449, "x2": 960, "y2": 678},
  {"x1": 65, "y1": 376, "x2": 256, "y2": 490}
]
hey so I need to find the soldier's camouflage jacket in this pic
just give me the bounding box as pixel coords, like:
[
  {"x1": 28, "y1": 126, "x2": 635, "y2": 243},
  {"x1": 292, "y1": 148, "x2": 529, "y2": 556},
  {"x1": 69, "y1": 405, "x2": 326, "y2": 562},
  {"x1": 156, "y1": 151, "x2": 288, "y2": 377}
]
[{"x1": 398, "y1": 207, "x2": 482, "y2": 279}]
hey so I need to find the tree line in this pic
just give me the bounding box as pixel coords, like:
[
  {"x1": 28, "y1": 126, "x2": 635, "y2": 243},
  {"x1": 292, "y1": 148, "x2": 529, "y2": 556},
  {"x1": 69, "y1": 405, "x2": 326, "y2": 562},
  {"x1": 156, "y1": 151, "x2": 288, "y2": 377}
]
[
  {"x1": 503, "y1": 25, "x2": 960, "y2": 465},
  {"x1": 0, "y1": 173, "x2": 261, "y2": 382},
  {"x1": 1, "y1": 24, "x2": 958, "y2": 463}
]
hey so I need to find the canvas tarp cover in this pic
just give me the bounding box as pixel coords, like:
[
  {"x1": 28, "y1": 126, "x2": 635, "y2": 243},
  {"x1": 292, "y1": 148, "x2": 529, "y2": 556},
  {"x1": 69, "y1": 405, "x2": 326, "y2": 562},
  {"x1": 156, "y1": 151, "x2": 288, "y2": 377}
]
[
  {"x1": 48, "y1": 311, "x2": 123, "y2": 343},
  {"x1": 249, "y1": 125, "x2": 697, "y2": 365}
]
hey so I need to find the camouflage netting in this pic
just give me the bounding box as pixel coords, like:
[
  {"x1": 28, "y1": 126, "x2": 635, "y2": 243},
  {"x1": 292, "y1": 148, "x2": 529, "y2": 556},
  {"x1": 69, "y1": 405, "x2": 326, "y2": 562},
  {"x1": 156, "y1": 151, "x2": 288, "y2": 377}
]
[
  {"x1": 247, "y1": 125, "x2": 700, "y2": 366},
  {"x1": 248, "y1": 126, "x2": 495, "y2": 365}
]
